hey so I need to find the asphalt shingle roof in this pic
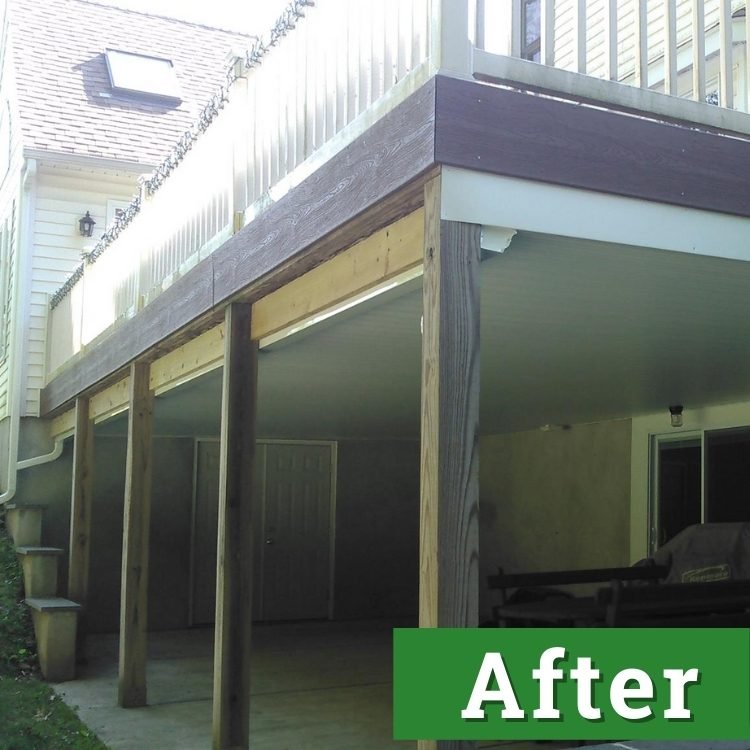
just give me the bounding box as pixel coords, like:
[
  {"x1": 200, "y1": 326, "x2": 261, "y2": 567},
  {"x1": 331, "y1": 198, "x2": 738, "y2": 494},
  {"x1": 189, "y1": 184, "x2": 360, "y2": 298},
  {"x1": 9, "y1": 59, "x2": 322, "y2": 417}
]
[{"x1": 8, "y1": 0, "x2": 253, "y2": 165}]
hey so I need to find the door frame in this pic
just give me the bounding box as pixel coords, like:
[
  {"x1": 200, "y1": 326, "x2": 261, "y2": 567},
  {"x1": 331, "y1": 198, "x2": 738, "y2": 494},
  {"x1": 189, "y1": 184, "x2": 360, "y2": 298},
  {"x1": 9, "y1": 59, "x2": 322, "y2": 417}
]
[
  {"x1": 648, "y1": 429, "x2": 703, "y2": 555},
  {"x1": 189, "y1": 437, "x2": 338, "y2": 625}
]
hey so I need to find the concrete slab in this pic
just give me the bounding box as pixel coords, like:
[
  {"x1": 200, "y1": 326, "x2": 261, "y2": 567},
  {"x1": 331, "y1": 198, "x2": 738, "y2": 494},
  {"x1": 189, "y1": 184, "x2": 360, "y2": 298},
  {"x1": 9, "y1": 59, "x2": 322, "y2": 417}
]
[
  {"x1": 55, "y1": 620, "x2": 412, "y2": 750},
  {"x1": 55, "y1": 623, "x2": 745, "y2": 750}
]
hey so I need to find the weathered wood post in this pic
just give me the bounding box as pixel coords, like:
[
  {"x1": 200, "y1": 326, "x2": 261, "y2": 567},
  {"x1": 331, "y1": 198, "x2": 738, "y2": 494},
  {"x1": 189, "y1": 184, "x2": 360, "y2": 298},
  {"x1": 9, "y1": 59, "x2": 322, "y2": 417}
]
[
  {"x1": 118, "y1": 362, "x2": 154, "y2": 708},
  {"x1": 212, "y1": 302, "x2": 257, "y2": 749},
  {"x1": 418, "y1": 174, "x2": 481, "y2": 750}
]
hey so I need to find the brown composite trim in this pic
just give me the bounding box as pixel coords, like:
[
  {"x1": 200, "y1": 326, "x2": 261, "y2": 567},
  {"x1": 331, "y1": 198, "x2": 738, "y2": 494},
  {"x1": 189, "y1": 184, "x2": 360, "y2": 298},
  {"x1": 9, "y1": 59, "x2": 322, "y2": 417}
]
[
  {"x1": 41, "y1": 78, "x2": 437, "y2": 417},
  {"x1": 434, "y1": 74, "x2": 750, "y2": 218}
]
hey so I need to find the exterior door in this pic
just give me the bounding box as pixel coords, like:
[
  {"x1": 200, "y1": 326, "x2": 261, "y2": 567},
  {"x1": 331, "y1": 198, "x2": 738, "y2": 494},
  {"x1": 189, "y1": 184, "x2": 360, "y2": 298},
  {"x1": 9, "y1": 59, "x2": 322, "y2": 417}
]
[
  {"x1": 191, "y1": 440, "x2": 334, "y2": 624},
  {"x1": 260, "y1": 443, "x2": 333, "y2": 621}
]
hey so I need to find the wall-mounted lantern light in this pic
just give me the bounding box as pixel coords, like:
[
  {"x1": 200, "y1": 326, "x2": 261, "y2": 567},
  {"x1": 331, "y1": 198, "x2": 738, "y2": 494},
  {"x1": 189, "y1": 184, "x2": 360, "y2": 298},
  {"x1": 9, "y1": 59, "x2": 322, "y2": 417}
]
[
  {"x1": 78, "y1": 211, "x2": 96, "y2": 237},
  {"x1": 669, "y1": 404, "x2": 684, "y2": 428}
]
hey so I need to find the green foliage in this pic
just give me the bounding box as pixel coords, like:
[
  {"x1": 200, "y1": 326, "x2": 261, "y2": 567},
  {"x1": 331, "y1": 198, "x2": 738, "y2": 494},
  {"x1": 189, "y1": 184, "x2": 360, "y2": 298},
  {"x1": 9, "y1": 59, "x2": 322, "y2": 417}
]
[
  {"x1": 0, "y1": 516, "x2": 108, "y2": 749},
  {"x1": 0, "y1": 677, "x2": 107, "y2": 750},
  {"x1": 0, "y1": 517, "x2": 37, "y2": 676}
]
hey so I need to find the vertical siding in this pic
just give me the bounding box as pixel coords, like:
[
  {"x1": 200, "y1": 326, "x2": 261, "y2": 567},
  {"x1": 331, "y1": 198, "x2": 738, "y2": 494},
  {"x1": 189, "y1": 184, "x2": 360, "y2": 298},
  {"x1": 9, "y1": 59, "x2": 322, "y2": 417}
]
[{"x1": 24, "y1": 166, "x2": 140, "y2": 416}]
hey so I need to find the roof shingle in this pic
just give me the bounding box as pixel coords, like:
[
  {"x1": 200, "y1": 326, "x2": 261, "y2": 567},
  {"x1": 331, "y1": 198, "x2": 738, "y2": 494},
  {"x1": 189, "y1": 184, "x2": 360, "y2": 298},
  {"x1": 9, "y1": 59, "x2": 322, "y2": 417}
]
[{"x1": 8, "y1": 0, "x2": 253, "y2": 165}]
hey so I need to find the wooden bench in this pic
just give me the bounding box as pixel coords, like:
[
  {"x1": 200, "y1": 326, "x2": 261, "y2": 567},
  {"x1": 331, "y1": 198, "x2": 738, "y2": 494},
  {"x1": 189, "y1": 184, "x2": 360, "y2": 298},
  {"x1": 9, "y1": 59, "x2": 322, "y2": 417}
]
[{"x1": 597, "y1": 578, "x2": 750, "y2": 627}]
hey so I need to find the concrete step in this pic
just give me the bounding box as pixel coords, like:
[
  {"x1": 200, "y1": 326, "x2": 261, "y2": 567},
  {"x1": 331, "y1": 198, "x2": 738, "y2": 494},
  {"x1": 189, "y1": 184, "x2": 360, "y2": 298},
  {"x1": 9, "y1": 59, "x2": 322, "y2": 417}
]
[
  {"x1": 16, "y1": 546, "x2": 64, "y2": 598},
  {"x1": 4, "y1": 504, "x2": 45, "y2": 547},
  {"x1": 25, "y1": 598, "x2": 82, "y2": 682}
]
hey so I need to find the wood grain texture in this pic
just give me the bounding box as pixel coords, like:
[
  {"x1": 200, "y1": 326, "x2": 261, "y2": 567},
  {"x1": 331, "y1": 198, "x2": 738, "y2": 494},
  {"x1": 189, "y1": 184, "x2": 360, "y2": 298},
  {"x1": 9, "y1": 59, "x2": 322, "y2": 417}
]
[
  {"x1": 251, "y1": 208, "x2": 424, "y2": 341},
  {"x1": 212, "y1": 303, "x2": 257, "y2": 750},
  {"x1": 149, "y1": 323, "x2": 225, "y2": 393},
  {"x1": 68, "y1": 397, "x2": 94, "y2": 608},
  {"x1": 435, "y1": 74, "x2": 750, "y2": 218},
  {"x1": 90, "y1": 377, "x2": 130, "y2": 422},
  {"x1": 419, "y1": 177, "x2": 480, "y2": 750},
  {"x1": 118, "y1": 363, "x2": 154, "y2": 709},
  {"x1": 50, "y1": 408, "x2": 76, "y2": 438},
  {"x1": 41, "y1": 79, "x2": 437, "y2": 418}
]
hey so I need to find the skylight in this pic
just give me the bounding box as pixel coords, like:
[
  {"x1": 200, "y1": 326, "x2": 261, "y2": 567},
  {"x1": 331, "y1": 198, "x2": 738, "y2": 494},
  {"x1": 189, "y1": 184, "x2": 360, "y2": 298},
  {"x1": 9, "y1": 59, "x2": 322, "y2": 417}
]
[{"x1": 105, "y1": 49, "x2": 182, "y2": 101}]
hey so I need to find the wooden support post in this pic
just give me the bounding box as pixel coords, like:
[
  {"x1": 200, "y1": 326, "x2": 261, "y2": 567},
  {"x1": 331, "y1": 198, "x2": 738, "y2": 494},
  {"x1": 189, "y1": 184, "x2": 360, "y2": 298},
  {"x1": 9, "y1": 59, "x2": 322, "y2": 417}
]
[
  {"x1": 68, "y1": 397, "x2": 94, "y2": 607},
  {"x1": 118, "y1": 362, "x2": 154, "y2": 708},
  {"x1": 418, "y1": 176, "x2": 480, "y2": 750},
  {"x1": 212, "y1": 303, "x2": 257, "y2": 750}
]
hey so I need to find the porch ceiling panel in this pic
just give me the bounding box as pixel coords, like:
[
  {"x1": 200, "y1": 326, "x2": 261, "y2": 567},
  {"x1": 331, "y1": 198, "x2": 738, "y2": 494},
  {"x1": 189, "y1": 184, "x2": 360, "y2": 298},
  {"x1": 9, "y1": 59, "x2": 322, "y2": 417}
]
[
  {"x1": 99, "y1": 232, "x2": 750, "y2": 439},
  {"x1": 479, "y1": 233, "x2": 750, "y2": 431}
]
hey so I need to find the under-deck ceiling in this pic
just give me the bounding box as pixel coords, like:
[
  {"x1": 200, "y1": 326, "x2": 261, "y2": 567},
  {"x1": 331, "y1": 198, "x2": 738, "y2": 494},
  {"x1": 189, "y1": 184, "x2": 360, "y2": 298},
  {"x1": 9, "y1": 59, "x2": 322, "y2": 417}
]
[{"x1": 98, "y1": 231, "x2": 750, "y2": 438}]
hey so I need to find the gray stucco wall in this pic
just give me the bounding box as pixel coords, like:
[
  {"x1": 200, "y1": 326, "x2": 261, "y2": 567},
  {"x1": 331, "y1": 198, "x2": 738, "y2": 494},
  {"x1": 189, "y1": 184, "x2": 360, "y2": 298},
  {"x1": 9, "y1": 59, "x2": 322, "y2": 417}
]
[
  {"x1": 479, "y1": 419, "x2": 632, "y2": 620},
  {"x1": 87, "y1": 436, "x2": 195, "y2": 634},
  {"x1": 19, "y1": 416, "x2": 55, "y2": 459},
  {"x1": 334, "y1": 440, "x2": 420, "y2": 620},
  {"x1": 11, "y1": 418, "x2": 633, "y2": 630},
  {"x1": 12, "y1": 430, "x2": 194, "y2": 634},
  {"x1": 15, "y1": 436, "x2": 74, "y2": 596}
]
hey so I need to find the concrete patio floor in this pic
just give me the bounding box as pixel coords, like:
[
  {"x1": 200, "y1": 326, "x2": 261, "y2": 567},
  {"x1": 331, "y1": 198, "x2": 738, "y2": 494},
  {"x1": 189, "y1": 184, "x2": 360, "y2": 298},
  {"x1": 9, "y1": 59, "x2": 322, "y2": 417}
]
[
  {"x1": 54, "y1": 620, "x2": 414, "y2": 750},
  {"x1": 54, "y1": 621, "x2": 747, "y2": 750}
]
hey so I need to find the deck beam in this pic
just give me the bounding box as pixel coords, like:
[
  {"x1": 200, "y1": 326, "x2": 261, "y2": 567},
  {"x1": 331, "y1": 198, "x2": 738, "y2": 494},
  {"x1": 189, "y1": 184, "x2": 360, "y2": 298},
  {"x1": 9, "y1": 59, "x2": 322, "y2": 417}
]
[
  {"x1": 418, "y1": 175, "x2": 480, "y2": 750},
  {"x1": 118, "y1": 362, "x2": 154, "y2": 708},
  {"x1": 212, "y1": 303, "x2": 258, "y2": 750}
]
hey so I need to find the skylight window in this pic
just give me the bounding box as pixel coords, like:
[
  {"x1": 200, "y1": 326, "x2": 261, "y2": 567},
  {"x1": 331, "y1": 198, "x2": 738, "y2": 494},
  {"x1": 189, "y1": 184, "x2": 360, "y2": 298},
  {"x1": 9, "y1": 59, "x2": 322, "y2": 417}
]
[{"x1": 105, "y1": 49, "x2": 182, "y2": 101}]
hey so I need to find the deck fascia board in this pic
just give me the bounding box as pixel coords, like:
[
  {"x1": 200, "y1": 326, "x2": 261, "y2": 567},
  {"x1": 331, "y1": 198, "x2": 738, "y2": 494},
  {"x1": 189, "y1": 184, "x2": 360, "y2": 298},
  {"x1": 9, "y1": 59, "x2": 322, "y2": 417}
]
[{"x1": 434, "y1": 74, "x2": 750, "y2": 219}]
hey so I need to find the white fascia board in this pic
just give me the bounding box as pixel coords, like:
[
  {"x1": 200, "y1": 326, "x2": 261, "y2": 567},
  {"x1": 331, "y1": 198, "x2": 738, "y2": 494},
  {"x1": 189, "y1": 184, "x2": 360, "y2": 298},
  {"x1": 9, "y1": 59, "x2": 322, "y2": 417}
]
[
  {"x1": 23, "y1": 148, "x2": 153, "y2": 175},
  {"x1": 441, "y1": 166, "x2": 750, "y2": 262}
]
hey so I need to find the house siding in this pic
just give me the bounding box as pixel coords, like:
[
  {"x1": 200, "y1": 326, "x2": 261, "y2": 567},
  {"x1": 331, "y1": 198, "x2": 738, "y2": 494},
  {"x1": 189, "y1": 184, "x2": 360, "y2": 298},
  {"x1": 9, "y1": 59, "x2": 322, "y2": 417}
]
[
  {"x1": 24, "y1": 166, "x2": 140, "y2": 415},
  {"x1": 0, "y1": 13, "x2": 24, "y2": 424}
]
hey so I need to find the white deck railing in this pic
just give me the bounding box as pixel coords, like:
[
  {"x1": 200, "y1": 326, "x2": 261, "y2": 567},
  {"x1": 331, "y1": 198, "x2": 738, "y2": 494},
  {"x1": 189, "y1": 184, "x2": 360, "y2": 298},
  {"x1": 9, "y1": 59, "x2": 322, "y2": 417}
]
[
  {"x1": 47, "y1": 0, "x2": 750, "y2": 378},
  {"x1": 47, "y1": 0, "x2": 432, "y2": 376},
  {"x1": 475, "y1": 0, "x2": 750, "y2": 129}
]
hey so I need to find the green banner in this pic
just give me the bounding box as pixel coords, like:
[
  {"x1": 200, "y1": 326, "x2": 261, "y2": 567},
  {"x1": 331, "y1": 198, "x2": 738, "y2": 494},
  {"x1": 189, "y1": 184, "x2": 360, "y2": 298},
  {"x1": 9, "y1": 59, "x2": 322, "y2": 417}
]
[{"x1": 393, "y1": 628, "x2": 750, "y2": 740}]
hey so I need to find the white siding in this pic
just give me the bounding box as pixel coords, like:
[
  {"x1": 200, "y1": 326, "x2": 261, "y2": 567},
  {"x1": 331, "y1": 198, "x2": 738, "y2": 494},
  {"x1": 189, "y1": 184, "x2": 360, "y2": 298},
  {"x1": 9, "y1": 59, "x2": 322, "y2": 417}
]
[
  {"x1": 0, "y1": 15, "x2": 24, "y2": 423},
  {"x1": 24, "y1": 165, "x2": 141, "y2": 415}
]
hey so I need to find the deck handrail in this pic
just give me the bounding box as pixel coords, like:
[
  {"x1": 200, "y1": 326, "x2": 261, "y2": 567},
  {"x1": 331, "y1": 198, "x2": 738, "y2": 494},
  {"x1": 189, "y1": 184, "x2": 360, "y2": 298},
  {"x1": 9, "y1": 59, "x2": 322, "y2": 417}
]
[{"x1": 475, "y1": 0, "x2": 750, "y2": 130}]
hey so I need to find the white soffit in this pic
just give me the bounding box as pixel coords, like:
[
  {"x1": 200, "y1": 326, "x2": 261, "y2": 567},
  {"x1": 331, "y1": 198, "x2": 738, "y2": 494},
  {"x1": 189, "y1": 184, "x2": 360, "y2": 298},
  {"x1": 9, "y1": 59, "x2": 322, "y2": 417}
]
[{"x1": 441, "y1": 166, "x2": 750, "y2": 262}]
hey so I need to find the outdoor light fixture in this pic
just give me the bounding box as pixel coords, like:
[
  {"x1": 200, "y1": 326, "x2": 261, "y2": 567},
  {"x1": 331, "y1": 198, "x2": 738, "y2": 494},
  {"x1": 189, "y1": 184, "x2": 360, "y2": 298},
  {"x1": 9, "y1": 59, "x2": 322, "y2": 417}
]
[
  {"x1": 78, "y1": 211, "x2": 96, "y2": 237},
  {"x1": 669, "y1": 404, "x2": 684, "y2": 428}
]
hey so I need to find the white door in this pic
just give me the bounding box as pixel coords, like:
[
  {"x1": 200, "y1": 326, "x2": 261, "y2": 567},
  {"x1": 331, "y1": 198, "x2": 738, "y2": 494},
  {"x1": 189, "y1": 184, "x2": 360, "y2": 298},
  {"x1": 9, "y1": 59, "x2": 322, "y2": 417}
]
[
  {"x1": 261, "y1": 443, "x2": 333, "y2": 621},
  {"x1": 191, "y1": 441, "x2": 334, "y2": 624}
]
